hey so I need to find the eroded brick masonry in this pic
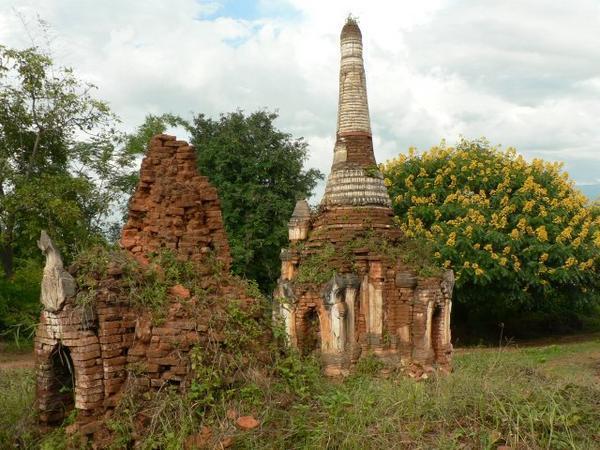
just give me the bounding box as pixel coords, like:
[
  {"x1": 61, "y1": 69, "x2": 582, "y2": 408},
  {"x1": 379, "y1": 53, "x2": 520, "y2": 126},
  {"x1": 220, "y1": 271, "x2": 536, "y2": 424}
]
[
  {"x1": 34, "y1": 135, "x2": 263, "y2": 437},
  {"x1": 274, "y1": 18, "x2": 454, "y2": 376}
]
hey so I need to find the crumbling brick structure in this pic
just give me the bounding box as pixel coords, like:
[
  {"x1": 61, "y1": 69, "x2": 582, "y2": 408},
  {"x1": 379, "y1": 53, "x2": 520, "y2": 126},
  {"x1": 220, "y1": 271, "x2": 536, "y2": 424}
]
[
  {"x1": 34, "y1": 135, "x2": 264, "y2": 438},
  {"x1": 121, "y1": 136, "x2": 231, "y2": 269},
  {"x1": 275, "y1": 18, "x2": 454, "y2": 376}
]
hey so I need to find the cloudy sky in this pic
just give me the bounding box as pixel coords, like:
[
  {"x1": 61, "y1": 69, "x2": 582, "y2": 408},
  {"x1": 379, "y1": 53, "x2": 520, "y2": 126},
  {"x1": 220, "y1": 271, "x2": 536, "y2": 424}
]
[{"x1": 1, "y1": 0, "x2": 599, "y2": 199}]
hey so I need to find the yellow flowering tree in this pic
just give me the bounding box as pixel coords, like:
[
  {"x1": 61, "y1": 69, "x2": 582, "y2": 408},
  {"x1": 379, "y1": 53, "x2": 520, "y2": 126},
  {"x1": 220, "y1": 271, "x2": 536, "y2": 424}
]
[{"x1": 382, "y1": 138, "x2": 600, "y2": 329}]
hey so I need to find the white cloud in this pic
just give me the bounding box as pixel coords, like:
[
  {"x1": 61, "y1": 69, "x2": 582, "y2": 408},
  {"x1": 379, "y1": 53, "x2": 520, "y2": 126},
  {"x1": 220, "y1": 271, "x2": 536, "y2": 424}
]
[{"x1": 1, "y1": 0, "x2": 599, "y2": 200}]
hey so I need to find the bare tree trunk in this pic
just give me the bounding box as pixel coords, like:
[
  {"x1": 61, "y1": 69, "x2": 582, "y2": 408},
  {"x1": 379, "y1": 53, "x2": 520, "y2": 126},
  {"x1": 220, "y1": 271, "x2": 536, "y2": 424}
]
[
  {"x1": 27, "y1": 129, "x2": 43, "y2": 176},
  {"x1": 0, "y1": 240, "x2": 13, "y2": 279},
  {"x1": 0, "y1": 181, "x2": 12, "y2": 278}
]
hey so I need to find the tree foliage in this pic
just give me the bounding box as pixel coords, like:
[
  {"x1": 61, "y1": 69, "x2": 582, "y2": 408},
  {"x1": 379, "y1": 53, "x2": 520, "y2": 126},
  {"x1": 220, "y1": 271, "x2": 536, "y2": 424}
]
[
  {"x1": 186, "y1": 111, "x2": 323, "y2": 291},
  {"x1": 0, "y1": 45, "x2": 137, "y2": 271},
  {"x1": 0, "y1": 44, "x2": 137, "y2": 337},
  {"x1": 382, "y1": 139, "x2": 600, "y2": 327}
]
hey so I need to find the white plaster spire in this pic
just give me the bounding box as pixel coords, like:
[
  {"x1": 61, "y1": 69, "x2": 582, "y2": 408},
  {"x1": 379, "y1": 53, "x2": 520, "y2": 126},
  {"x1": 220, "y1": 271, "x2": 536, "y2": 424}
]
[
  {"x1": 337, "y1": 16, "x2": 371, "y2": 136},
  {"x1": 321, "y1": 17, "x2": 392, "y2": 209}
]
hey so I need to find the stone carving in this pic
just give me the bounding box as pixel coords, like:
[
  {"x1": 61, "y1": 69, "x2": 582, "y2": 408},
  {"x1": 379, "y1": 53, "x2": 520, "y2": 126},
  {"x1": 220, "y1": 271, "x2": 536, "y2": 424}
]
[
  {"x1": 321, "y1": 273, "x2": 360, "y2": 304},
  {"x1": 37, "y1": 230, "x2": 75, "y2": 312},
  {"x1": 331, "y1": 299, "x2": 347, "y2": 352},
  {"x1": 441, "y1": 269, "x2": 455, "y2": 300}
]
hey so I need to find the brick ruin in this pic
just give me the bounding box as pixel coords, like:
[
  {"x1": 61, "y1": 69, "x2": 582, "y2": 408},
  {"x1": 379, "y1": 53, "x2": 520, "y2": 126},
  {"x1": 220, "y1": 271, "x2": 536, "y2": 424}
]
[
  {"x1": 274, "y1": 18, "x2": 454, "y2": 376},
  {"x1": 34, "y1": 135, "x2": 267, "y2": 438},
  {"x1": 120, "y1": 136, "x2": 231, "y2": 269}
]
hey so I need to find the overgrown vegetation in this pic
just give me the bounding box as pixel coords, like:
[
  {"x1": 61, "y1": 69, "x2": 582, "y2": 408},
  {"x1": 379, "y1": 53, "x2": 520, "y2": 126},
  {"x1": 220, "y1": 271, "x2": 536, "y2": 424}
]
[
  {"x1": 94, "y1": 292, "x2": 319, "y2": 449},
  {"x1": 71, "y1": 245, "x2": 236, "y2": 325},
  {"x1": 295, "y1": 231, "x2": 443, "y2": 285},
  {"x1": 0, "y1": 259, "x2": 42, "y2": 342},
  {"x1": 0, "y1": 367, "x2": 38, "y2": 447},
  {"x1": 295, "y1": 243, "x2": 337, "y2": 284},
  {"x1": 3, "y1": 338, "x2": 599, "y2": 449}
]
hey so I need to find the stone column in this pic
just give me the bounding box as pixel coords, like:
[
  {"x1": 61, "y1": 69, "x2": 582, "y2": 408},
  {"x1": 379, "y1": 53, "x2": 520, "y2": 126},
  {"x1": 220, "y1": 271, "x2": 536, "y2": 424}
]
[
  {"x1": 411, "y1": 288, "x2": 436, "y2": 365},
  {"x1": 345, "y1": 287, "x2": 357, "y2": 353},
  {"x1": 281, "y1": 302, "x2": 296, "y2": 347},
  {"x1": 366, "y1": 260, "x2": 384, "y2": 349}
]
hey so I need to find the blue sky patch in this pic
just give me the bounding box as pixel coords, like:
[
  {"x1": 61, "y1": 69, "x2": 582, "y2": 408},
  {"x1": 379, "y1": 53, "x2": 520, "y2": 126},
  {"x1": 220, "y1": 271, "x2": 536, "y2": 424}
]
[{"x1": 198, "y1": 0, "x2": 299, "y2": 21}]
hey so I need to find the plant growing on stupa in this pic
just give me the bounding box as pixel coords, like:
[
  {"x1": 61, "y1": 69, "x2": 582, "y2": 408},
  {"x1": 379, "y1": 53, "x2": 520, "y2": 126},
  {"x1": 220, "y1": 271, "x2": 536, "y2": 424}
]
[{"x1": 382, "y1": 138, "x2": 600, "y2": 329}]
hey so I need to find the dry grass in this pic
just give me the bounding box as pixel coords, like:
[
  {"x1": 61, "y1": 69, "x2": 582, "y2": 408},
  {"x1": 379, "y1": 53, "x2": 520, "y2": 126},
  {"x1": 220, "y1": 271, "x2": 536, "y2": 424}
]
[{"x1": 1, "y1": 337, "x2": 599, "y2": 449}]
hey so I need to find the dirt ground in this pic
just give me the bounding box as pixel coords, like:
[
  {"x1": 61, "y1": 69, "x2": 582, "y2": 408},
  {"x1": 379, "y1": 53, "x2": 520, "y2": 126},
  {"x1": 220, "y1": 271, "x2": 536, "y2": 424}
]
[
  {"x1": 0, "y1": 343, "x2": 35, "y2": 370},
  {"x1": 1, "y1": 332, "x2": 598, "y2": 371}
]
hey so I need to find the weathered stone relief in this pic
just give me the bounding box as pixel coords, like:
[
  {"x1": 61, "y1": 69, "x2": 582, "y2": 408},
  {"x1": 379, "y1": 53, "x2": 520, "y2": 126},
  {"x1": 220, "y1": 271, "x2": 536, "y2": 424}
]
[
  {"x1": 37, "y1": 230, "x2": 75, "y2": 313},
  {"x1": 274, "y1": 279, "x2": 298, "y2": 345},
  {"x1": 331, "y1": 300, "x2": 347, "y2": 352}
]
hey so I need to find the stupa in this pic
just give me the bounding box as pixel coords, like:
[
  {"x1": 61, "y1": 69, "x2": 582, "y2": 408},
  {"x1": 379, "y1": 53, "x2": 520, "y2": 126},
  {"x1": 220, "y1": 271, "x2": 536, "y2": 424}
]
[{"x1": 275, "y1": 17, "x2": 454, "y2": 376}]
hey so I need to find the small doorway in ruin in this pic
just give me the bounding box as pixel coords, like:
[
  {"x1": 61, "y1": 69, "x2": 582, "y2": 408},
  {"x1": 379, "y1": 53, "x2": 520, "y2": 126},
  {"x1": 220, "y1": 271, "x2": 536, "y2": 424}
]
[
  {"x1": 299, "y1": 308, "x2": 321, "y2": 356},
  {"x1": 431, "y1": 304, "x2": 444, "y2": 360},
  {"x1": 43, "y1": 344, "x2": 75, "y2": 424}
]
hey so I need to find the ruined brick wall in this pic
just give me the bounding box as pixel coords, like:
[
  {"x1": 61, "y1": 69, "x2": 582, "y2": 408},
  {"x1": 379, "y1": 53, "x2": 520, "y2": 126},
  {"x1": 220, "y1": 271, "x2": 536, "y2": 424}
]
[
  {"x1": 277, "y1": 241, "x2": 453, "y2": 376},
  {"x1": 35, "y1": 278, "x2": 137, "y2": 430},
  {"x1": 277, "y1": 203, "x2": 454, "y2": 376},
  {"x1": 121, "y1": 134, "x2": 231, "y2": 269},
  {"x1": 35, "y1": 134, "x2": 265, "y2": 440},
  {"x1": 35, "y1": 305, "x2": 102, "y2": 425}
]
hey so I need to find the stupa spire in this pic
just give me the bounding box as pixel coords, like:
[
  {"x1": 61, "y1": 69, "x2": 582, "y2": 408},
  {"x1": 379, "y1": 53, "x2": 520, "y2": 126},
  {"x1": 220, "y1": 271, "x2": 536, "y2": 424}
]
[
  {"x1": 321, "y1": 17, "x2": 391, "y2": 208},
  {"x1": 336, "y1": 16, "x2": 372, "y2": 138}
]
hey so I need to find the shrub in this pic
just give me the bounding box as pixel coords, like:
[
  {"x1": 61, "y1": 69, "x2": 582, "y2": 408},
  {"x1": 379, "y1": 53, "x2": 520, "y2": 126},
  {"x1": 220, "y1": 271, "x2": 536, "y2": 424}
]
[
  {"x1": 382, "y1": 138, "x2": 600, "y2": 335},
  {"x1": 0, "y1": 259, "x2": 42, "y2": 342}
]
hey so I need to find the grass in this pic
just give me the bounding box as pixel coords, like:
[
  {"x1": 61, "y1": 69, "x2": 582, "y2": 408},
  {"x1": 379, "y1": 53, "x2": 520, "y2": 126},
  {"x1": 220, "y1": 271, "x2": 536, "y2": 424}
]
[
  {"x1": 0, "y1": 368, "x2": 37, "y2": 447},
  {"x1": 234, "y1": 340, "x2": 600, "y2": 449},
  {"x1": 0, "y1": 339, "x2": 33, "y2": 357},
  {"x1": 1, "y1": 338, "x2": 598, "y2": 449}
]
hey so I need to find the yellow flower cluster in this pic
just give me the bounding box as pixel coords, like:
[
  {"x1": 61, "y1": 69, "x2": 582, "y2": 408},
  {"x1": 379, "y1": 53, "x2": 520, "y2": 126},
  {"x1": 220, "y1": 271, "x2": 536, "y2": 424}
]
[
  {"x1": 446, "y1": 232, "x2": 457, "y2": 247},
  {"x1": 382, "y1": 138, "x2": 600, "y2": 297},
  {"x1": 536, "y1": 226, "x2": 548, "y2": 242},
  {"x1": 564, "y1": 257, "x2": 577, "y2": 268}
]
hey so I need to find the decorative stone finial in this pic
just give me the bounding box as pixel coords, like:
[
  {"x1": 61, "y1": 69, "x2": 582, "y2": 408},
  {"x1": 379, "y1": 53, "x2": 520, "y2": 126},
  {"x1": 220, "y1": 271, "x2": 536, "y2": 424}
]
[
  {"x1": 290, "y1": 199, "x2": 311, "y2": 222},
  {"x1": 37, "y1": 230, "x2": 75, "y2": 312},
  {"x1": 288, "y1": 199, "x2": 311, "y2": 241}
]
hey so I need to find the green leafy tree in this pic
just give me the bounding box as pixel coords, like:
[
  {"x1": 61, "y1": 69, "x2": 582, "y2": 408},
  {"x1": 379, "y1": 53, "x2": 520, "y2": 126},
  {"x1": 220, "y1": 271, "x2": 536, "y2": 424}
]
[
  {"x1": 0, "y1": 45, "x2": 137, "y2": 270},
  {"x1": 0, "y1": 45, "x2": 136, "y2": 336},
  {"x1": 186, "y1": 111, "x2": 323, "y2": 291},
  {"x1": 382, "y1": 138, "x2": 600, "y2": 336}
]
